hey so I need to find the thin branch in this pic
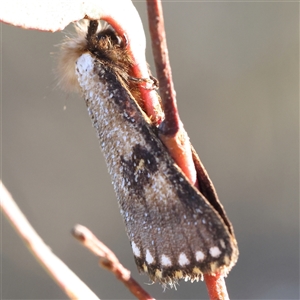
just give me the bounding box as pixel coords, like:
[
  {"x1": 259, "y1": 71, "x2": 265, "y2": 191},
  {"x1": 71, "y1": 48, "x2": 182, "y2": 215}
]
[
  {"x1": 147, "y1": 2, "x2": 230, "y2": 299},
  {"x1": 147, "y1": 0, "x2": 198, "y2": 187},
  {"x1": 204, "y1": 274, "x2": 230, "y2": 300},
  {"x1": 72, "y1": 225, "x2": 155, "y2": 300},
  {"x1": 0, "y1": 181, "x2": 99, "y2": 300},
  {"x1": 147, "y1": 0, "x2": 179, "y2": 133}
]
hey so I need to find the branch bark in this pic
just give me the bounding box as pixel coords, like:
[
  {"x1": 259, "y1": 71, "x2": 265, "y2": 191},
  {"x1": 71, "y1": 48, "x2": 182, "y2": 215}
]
[
  {"x1": 0, "y1": 181, "x2": 100, "y2": 300},
  {"x1": 73, "y1": 225, "x2": 155, "y2": 300}
]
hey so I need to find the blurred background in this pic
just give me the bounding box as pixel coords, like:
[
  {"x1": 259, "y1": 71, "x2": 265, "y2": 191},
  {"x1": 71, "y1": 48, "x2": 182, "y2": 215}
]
[{"x1": 2, "y1": 1, "x2": 299, "y2": 299}]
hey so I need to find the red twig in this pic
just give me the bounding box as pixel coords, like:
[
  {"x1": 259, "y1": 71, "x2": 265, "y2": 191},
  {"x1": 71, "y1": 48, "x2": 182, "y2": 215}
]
[
  {"x1": 146, "y1": 0, "x2": 198, "y2": 187},
  {"x1": 72, "y1": 225, "x2": 155, "y2": 300},
  {"x1": 146, "y1": 0, "x2": 179, "y2": 133},
  {"x1": 146, "y1": 1, "x2": 230, "y2": 299},
  {"x1": 204, "y1": 274, "x2": 229, "y2": 300}
]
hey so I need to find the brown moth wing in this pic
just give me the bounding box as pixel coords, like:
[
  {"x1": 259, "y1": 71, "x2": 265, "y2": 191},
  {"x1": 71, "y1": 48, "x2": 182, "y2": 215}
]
[
  {"x1": 191, "y1": 147, "x2": 235, "y2": 236},
  {"x1": 76, "y1": 53, "x2": 238, "y2": 286}
]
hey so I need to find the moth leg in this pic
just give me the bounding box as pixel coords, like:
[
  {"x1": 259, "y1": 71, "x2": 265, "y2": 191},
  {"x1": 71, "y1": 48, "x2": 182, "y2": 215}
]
[{"x1": 128, "y1": 75, "x2": 159, "y2": 90}]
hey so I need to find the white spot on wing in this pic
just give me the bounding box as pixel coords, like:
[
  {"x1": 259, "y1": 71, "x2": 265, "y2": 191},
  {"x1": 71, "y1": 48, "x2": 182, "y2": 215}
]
[
  {"x1": 146, "y1": 249, "x2": 154, "y2": 264},
  {"x1": 131, "y1": 241, "x2": 140, "y2": 257},
  {"x1": 178, "y1": 253, "x2": 190, "y2": 266},
  {"x1": 196, "y1": 251, "x2": 205, "y2": 262},
  {"x1": 209, "y1": 246, "x2": 222, "y2": 258},
  {"x1": 161, "y1": 254, "x2": 172, "y2": 266}
]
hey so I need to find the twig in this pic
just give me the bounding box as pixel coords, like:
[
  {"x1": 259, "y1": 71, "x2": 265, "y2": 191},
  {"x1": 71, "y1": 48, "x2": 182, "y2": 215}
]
[
  {"x1": 72, "y1": 225, "x2": 155, "y2": 300},
  {"x1": 146, "y1": 0, "x2": 198, "y2": 187},
  {"x1": 0, "y1": 181, "x2": 99, "y2": 300},
  {"x1": 204, "y1": 274, "x2": 230, "y2": 300},
  {"x1": 147, "y1": 1, "x2": 230, "y2": 299}
]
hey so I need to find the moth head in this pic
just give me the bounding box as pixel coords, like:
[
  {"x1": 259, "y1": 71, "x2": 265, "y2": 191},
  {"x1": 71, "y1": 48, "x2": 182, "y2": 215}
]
[
  {"x1": 87, "y1": 24, "x2": 133, "y2": 75},
  {"x1": 57, "y1": 20, "x2": 132, "y2": 94},
  {"x1": 97, "y1": 28, "x2": 124, "y2": 48}
]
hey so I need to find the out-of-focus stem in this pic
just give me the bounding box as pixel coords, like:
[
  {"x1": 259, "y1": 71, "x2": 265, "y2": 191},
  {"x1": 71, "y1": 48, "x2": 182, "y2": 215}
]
[
  {"x1": 0, "y1": 181, "x2": 99, "y2": 300},
  {"x1": 73, "y1": 225, "x2": 155, "y2": 300}
]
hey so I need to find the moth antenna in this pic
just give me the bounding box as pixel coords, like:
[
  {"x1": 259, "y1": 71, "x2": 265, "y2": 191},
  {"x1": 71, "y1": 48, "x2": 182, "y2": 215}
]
[{"x1": 86, "y1": 20, "x2": 99, "y2": 51}]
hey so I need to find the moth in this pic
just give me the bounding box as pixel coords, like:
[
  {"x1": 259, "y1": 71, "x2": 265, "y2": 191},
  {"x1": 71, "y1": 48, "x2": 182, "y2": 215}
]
[{"x1": 59, "y1": 20, "x2": 238, "y2": 287}]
